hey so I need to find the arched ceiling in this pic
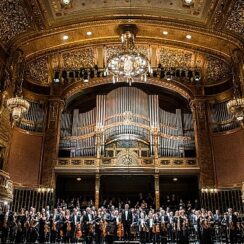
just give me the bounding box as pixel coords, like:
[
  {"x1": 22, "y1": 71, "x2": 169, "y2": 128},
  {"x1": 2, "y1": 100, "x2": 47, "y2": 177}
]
[{"x1": 0, "y1": 0, "x2": 243, "y2": 96}]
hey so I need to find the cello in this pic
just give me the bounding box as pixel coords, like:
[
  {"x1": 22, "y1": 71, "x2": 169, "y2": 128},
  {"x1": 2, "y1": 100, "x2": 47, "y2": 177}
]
[{"x1": 75, "y1": 223, "x2": 82, "y2": 239}]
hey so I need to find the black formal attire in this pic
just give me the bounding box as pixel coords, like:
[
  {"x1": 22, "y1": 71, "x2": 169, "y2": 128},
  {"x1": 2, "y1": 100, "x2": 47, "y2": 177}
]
[
  {"x1": 83, "y1": 213, "x2": 94, "y2": 244},
  {"x1": 121, "y1": 210, "x2": 133, "y2": 241},
  {"x1": 70, "y1": 214, "x2": 81, "y2": 243}
]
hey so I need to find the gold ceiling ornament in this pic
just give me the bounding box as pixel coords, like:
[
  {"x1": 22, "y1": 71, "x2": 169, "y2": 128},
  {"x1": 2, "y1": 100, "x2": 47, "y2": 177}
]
[{"x1": 106, "y1": 24, "x2": 151, "y2": 86}]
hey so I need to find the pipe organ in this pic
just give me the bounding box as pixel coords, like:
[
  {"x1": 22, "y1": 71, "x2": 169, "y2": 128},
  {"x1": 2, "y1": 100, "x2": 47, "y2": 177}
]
[
  {"x1": 210, "y1": 101, "x2": 239, "y2": 132},
  {"x1": 59, "y1": 87, "x2": 195, "y2": 158},
  {"x1": 19, "y1": 100, "x2": 45, "y2": 132}
]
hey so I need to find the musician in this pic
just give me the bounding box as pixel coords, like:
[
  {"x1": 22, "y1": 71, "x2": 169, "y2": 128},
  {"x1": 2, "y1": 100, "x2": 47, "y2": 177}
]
[
  {"x1": 105, "y1": 209, "x2": 116, "y2": 244},
  {"x1": 39, "y1": 212, "x2": 48, "y2": 243},
  {"x1": 1, "y1": 205, "x2": 11, "y2": 244},
  {"x1": 83, "y1": 207, "x2": 95, "y2": 243},
  {"x1": 122, "y1": 203, "x2": 133, "y2": 241},
  {"x1": 63, "y1": 209, "x2": 72, "y2": 243},
  {"x1": 70, "y1": 208, "x2": 81, "y2": 243},
  {"x1": 201, "y1": 218, "x2": 213, "y2": 244},
  {"x1": 227, "y1": 208, "x2": 238, "y2": 244},
  {"x1": 138, "y1": 212, "x2": 148, "y2": 243}
]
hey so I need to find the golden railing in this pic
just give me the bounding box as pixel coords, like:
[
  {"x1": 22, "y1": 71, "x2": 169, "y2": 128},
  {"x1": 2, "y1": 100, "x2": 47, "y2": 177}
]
[{"x1": 55, "y1": 157, "x2": 198, "y2": 169}]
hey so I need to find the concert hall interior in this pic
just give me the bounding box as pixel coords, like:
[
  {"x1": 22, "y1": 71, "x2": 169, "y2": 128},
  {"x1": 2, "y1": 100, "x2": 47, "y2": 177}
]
[{"x1": 0, "y1": 0, "x2": 244, "y2": 243}]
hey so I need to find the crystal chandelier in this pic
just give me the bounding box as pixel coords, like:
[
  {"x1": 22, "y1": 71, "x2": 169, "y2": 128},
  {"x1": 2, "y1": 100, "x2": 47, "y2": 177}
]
[
  {"x1": 227, "y1": 74, "x2": 244, "y2": 126},
  {"x1": 107, "y1": 24, "x2": 150, "y2": 86},
  {"x1": 6, "y1": 96, "x2": 30, "y2": 122}
]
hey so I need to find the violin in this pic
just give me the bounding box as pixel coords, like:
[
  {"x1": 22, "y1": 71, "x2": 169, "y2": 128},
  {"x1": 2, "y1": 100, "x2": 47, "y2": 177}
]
[
  {"x1": 44, "y1": 222, "x2": 50, "y2": 233},
  {"x1": 88, "y1": 221, "x2": 95, "y2": 234},
  {"x1": 75, "y1": 223, "x2": 82, "y2": 239},
  {"x1": 117, "y1": 222, "x2": 124, "y2": 239},
  {"x1": 100, "y1": 220, "x2": 107, "y2": 238}
]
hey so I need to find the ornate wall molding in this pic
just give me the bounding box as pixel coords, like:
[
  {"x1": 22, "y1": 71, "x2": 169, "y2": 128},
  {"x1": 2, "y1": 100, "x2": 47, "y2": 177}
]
[
  {"x1": 0, "y1": 0, "x2": 31, "y2": 46},
  {"x1": 225, "y1": 0, "x2": 244, "y2": 37},
  {"x1": 25, "y1": 56, "x2": 49, "y2": 86},
  {"x1": 206, "y1": 55, "x2": 231, "y2": 84},
  {"x1": 62, "y1": 77, "x2": 193, "y2": 104}
]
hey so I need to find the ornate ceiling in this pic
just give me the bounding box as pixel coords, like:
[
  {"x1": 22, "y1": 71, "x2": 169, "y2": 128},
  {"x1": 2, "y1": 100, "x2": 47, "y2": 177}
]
[{"x1": 0, "y1": 0, "x2": 243, "y2": 93}]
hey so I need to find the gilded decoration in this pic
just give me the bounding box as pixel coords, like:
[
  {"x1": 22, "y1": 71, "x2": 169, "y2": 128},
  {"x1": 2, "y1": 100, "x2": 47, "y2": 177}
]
[
  {"x1": 158, "y1": 47, "x2": 193, "y2": 68},
  {"x1": 206, "y1": 55, "x2": 231, "y2": 84},
  {"x1": 225, "y1": 0, "x2": 244, "y2": 37},
  {"x1": 0, "y1": 170, "x2": 13, "y2": 202},
  {"x1": 116, "y1": 149, "x2": 138, "y2": 166},
  {"x1": 0, "y1": 0, "x2": 31, "y2": 45},
  {"x1": 25, "y1": 57, "x2": 49, "y2": 86},
  {"x1": 61, "y1": 48, "x2": 96, "y2": 69}
]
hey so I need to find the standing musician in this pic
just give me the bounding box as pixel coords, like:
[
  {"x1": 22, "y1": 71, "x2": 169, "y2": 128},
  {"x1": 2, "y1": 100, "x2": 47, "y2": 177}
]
[
  {"x1": 138, "y1": 212, "x2": 148, "y2": 244},
  {"x1": 115, "y1": 210, "x2": 124, "y2": 241},
  {"x1": 152, "y1": 213, "x2": 161, "y2": 243},
  {"x1": 70, "y1": 208, "x2": 81, "y2": 243},
  {"x1": 227, "y1": 208, "x2": 238, "y2": 244},
  {"x1": 83, "y1": 207, "x2": 95, "y2": 244},
  {"x1": 121, "y1": 203, "x2": 133, "y2": 241},
  {"x1": 63, "y1": 209, "x2": 72, "y2": 243}
]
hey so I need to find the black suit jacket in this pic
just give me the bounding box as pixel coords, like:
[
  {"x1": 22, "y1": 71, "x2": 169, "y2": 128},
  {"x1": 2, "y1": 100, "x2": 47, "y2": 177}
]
[{"x1": 121, "y1": 210, "x2": 133, "y2": 225}]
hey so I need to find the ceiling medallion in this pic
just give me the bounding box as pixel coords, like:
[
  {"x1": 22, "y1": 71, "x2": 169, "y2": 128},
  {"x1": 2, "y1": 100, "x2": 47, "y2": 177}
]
[{"x1": 106, "y1": 24, "x2": 150, "y2": 86}]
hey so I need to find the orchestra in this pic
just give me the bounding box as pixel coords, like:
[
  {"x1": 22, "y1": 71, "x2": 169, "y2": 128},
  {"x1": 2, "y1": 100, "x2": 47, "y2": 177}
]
[{"x1": 0, "y1": 201, "x2": 243, "y2": 243}]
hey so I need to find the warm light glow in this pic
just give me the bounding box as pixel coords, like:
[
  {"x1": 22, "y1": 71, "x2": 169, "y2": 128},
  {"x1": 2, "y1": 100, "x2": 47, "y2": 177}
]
[
  {"x1": 86, "y1": 31, "x2": 93, "y2": 36},
  {"x1": 172, "y1": 177, "x2": 178, "y2": 182},
  {"x1": 77, "y1": 177, "x2": 81, "y2": 181},
  {"x1": 183, "y1": 0, "x2": 194, "y2": 5},
  {"x1": 62, "y1": 35, "x2": 69, "y2": 40},
  {"x1": 61, "y1": 0, "x2": 71, "y2": 5},
  {"x1": 162, "y1": 31, "x2": 168, "y2": 35},
  {"x1": 186, "y1": 34, "x2": 192, "y2": 39}
]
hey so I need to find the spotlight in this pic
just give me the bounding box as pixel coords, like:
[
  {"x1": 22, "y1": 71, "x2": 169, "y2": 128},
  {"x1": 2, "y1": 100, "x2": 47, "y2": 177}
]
[
  {"x1": 183, "y1": 0, "x2": 194, "y2": 6},
  {"x1": 77, "y1": 177, "x2": 81, "y2": 181},
  {"x1": 186, "y1": 34, "x2": 192, "y2": 39},
  {"x1": 83, "y1": 70, "x2": 90, "y2": 82},
  {"x1": 86, "y1": 31, "x2": 93, "y2": 36},
  {"x1": 166, "y1": 70, "x2": 172, "y2": 81},
  {"x1": 173, "y1": 177, "x2": 178, "y2": 182},
  {"x1": 53, "y1": 71, "x2": 60, "y2": 83},
  {"x1": 62, "y1": 35, "x2": 69, "y2": 40},
  {"x1": 162, "y1": 31, "x2": 168, "y2": 35},
  {"x1": 194, "y1": 70, "x2": 201, "y2": 81}
]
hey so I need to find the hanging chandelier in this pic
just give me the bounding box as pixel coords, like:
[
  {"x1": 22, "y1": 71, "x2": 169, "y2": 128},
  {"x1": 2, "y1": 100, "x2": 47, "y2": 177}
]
[
  {"x1": 227, "y1": 98, "x2": 244, "y2": 123},
  {"x1": 6, "y1": 96, "x2": 30, "y2": 122},
  {"x1": 106, "y1": 24, "x2": 150, "y2": 86},
  {"x1": 227, "y1": 74, "x2": 244, "y2": 127}
]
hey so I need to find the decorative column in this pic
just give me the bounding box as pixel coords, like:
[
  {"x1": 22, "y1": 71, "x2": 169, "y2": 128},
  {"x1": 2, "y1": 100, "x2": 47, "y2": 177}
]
[
  {"x1": 190, "y1": 99, "x2": 215, "y2": 188},
  {"x1": 154, "y1": 174, "x2": 160, "y2": 209},
  {"x1": 95, "y1": 174, "x2": 100, "y2": 209},
  {"x1": 41, "y1": 98, "x2": 64, "y2": 187}
]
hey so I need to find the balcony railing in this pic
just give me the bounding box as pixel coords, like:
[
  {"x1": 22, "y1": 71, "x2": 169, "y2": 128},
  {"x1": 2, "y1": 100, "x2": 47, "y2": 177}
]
[{"x1": 55, "y1": 157, "x2": 198, "y2": 169}]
